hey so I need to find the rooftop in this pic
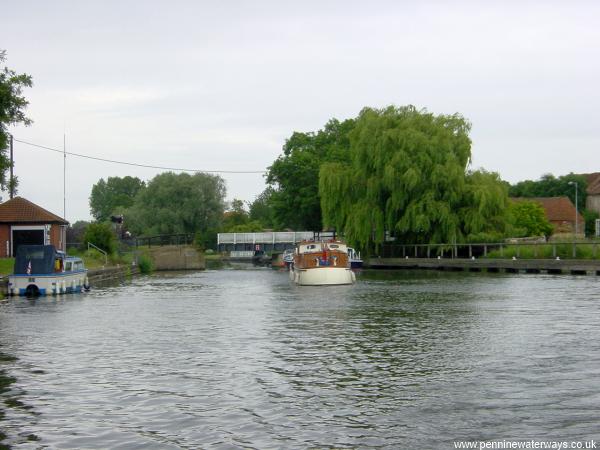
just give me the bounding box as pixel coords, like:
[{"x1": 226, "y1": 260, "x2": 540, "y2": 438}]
[
  {"x1": 583, "y1": 172, "x2": 600, "y2": 195},
  {"x1": 512, "y1": 196, "x2": 584, "y2": 223},
  {"x1": 0, "y1": 197, "x2": 69, "y2": 225}
]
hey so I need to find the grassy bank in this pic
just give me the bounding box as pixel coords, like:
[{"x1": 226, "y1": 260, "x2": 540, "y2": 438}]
[
  {"x1": 0, "y1": 250, "x2": 139, "y2": 277},
  {"x1": 484, "y1": 243, "x2": 600, "y2": 260}
]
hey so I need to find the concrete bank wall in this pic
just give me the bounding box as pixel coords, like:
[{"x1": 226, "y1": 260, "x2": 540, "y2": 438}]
[
  {"x1": 366, "y1": 257, "x2": 600, "y2": 275},
  {"x1": 88, "y1": 265, "x2": 139, "y2": 285},
  {"x1": 146, "y1": 246, "x2": 205, "y2": 271}
]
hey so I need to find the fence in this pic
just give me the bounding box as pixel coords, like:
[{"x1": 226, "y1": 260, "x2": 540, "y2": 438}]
[
  {"x1": 134, "y1": 234, "x2": 194, "y2": 247},
  {"x1": 381, "y1": 241, "x2": 600, "y2": 259}
]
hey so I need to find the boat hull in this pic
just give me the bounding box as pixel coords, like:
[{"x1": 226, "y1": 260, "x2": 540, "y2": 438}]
[
  {"x1": 350, "y1": 260, "x2": 363, "y2": 269},
  {"x1": 291, "y1": 267, "x2": 355, "y2": 286},
  {"x1": 8, "y1": 271, "x2": 89, "y2": 296}
]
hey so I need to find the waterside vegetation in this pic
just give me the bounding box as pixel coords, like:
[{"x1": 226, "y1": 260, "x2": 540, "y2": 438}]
[{"x1": 79, "y1": 102, "x2": 598, "y2": 259}]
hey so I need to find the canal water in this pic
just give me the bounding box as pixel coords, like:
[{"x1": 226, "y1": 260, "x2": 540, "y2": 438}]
[{"x1": 0, "y1": 268, "x2": 598, "y2": 449}]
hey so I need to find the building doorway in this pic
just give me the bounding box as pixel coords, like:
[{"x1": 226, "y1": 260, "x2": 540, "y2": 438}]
[{"x1": 12, "y1": 229, "x2": 45, "y2": 257}]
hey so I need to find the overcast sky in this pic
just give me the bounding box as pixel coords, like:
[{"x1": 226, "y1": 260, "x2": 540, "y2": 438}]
[{"x1": 3, "y1": 1, "x2": 599, "y2": 223}]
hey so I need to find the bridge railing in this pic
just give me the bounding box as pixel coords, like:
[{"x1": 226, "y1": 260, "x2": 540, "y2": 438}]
[{"x1": 217, "y1": 231, "x2": 315, "y2": 245}]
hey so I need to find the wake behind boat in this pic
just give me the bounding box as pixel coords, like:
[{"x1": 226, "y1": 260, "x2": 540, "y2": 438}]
[
  {"x1": 8, "y1": 244, "x2": 89, "y2": 296},
  {"x1": 290, "y1": 240, "x2": 356, "y2": 285}
]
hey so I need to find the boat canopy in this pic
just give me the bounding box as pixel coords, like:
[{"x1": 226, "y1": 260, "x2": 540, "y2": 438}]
[{"x1": 13, "y1": 245, "x2": 62, "y2": 275}]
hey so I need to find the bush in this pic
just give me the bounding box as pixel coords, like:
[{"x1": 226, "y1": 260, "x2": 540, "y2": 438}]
[
  {"x1": 137, "y1": 255, "x2": 153, "y2": 274},
  {"x1": 83, "y1": 223, "x2": 117, "y2": 255}
]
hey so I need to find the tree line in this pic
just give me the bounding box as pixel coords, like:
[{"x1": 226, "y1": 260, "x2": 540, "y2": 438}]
[
  {"x1": 260, "y1": 105, "x2": 597, "y2": 251},
  {"x1": 80, "y1": 105, "x2": 598, "y2": 255},
  {"x1": 1, "y1": 51, "x2": 595, "y2": 254}
]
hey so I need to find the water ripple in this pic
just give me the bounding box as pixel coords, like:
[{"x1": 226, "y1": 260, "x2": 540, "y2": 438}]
[{"x1": 0, "y1": 270, "x2": 599, "y2": 448}]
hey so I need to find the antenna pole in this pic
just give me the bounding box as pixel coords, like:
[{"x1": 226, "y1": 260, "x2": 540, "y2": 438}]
[
  {"x1": 9, "y1": 134, "x2": 14, "y2": 199},
  {"x1": 63, "y1": 133, "x2": 66, "y2": 219}
]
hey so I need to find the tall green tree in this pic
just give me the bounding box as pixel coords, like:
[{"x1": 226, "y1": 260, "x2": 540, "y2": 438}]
[
  {"x1": 67, "y1": 220, "x2": 91, "y2": 246},
  {"x1": 125, "y1": 172, "x2": 226, "y2": 236},
  {"x1": 319, "y1": 105, "x2": 508, "y2": 250},
  {"x1": 222, "y1": 198, "x2": 250, "y2": 231},
  {"x1": 0, "y1": 50, "x2": 33, "y2": 193},
  {"x1": 249, "y1": 187, "x2": 276, "y2": 229},
  {"x1": 89, "y1": 176, "x2": 145, "y2": 222},
  {"x1": 266, "y1": 118, "x2": 355, "y2": 230},
  {"x1": 83, "y1": 222, "x2": 117, "y2": 255}
]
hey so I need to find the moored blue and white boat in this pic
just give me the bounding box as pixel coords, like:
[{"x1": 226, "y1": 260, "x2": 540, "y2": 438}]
[
  {"x1": 8, "y1": 245, "x2": 89, "y2": 296},
  {"x1": 347, "y1": 247, "x2": 363, "y2": 269}
]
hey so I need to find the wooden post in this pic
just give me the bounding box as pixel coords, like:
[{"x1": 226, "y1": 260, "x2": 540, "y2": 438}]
[
  {"x1": 427, "y1": 245, "x2": 431, "y2": 258},
  {"x1": 572, "y1": 242, "x2": 577, "y2": 258},
  {"x1": 553, "y1": 244, "x2": 556, "y2": 258},
  {"x1": 517, "y1": 244, "x2": 520, "y2": 258},
  {"x1": 414, "y1": 245, "x2": 417, "y2": 258},
  {"x1": 469, "y1": 245, "x2": 472, "y2": 258},
  {"x1": 484, "y1": 244, "x2": 487, "y2": 257},
  {"x1": 500, "y1": 244, "x2": 504, "y2": 257}
]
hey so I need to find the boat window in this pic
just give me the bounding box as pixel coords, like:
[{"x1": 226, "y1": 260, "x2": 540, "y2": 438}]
[
  {"x1": 65, "y1": 262, "x2": 72, "y2": 271},
  {"x1": 74, "y1": 261, "x2": 82, "y2": 270},
  {"x1": 329, "y1": 244, "x2": 339, "y2": 249}
]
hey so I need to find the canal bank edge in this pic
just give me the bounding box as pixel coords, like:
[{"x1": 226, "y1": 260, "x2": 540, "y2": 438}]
[
  {"x1": 366, "y1": 257, "x2": 600, "y2": 275},
  {"x1": 0, "y1": 246, "x2": 206, "y2": 296}
]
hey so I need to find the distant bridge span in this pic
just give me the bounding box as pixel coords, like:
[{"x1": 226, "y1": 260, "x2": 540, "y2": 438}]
[{"x1": 217, "y1": 231, "x2": 332, "y2": 252}]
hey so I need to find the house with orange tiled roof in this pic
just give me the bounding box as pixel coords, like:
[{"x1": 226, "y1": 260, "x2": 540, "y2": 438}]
[
  {"x1": 582, "y1": 172, "x2": 600, "y2": 215},
  {"x1": 512, "y1": 196, "x2": 584, "y2": 236},
  {"x1": 0, "y1": 197, "x2": 68, "y2": 257}
]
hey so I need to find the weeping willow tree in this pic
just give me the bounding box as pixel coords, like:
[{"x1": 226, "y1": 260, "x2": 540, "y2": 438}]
[{"x1": 319, "y1": 105, "x2": 508, "y2": 250}]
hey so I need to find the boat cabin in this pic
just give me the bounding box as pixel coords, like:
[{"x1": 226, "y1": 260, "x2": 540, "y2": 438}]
[
  {"x1": 13, "y1": 245, "x2": 67, "y2": 275},
  {"x1": 297, "y1": 241, "x2": 349, "y2": 254},
  {"x1": 295, "y1": 241, "x2": 350, "y2": 269}
]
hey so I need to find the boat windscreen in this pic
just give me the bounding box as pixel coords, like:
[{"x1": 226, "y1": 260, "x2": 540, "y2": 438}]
[{"x1": 13, "y1": 245, "x2": 58, "y2": 275}]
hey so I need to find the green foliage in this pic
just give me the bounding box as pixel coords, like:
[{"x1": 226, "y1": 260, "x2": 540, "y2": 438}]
[
  {"x1": 266, "y1": 118, "x2": 355, "y2": 230},
  {"x1": 320, "y1": 105, "x2": 508, "y2": 250},
  {"x1": 249, "y1": 187, "x2": 276, "y2": 228},
  {"x1": 486, "y1": 243, "x2": 600, "y2": 260},
  {"x1": 66, "y1": 220, "x2": 91, "y2": 246},
  {"x1": 194, "y1": 228, "x2": 219, "y2": 251},
  {"x1": 222, "y1": 198, "x2": 250, "y2": 231},
  {"x1": 508, "y1": 200, "x2": 554, "y2": 237},
  {"x1": 583, "y1": 209, "x2": 599, "y2": 236},
  {"x1": 222, "y1": 198, "x2": 267, "y2": 232},
  {"x1": 137, "y1": 255, "x2": 153, "y2": 274},
  {"x1": 226, "y1": 220, "x2": 264, "y2": 232},
  {"x1": 0, "y1": 258, "x2": 15, "y2": 276},
  {"x1": 83, "y1": 222, "x2": 117, "y2": 255},
  {"x1": 0, "y1": 50, "x2": 33, "y2": 193},
  {"x1": 509, "y1": 173, "x2": 587, "y2": 211},
  {"x1": 89, "y1": 176, "x2": 145, "y2": 222},
  {"x1": 125, "y1": 172, "x2": 226, "y2": 236}
]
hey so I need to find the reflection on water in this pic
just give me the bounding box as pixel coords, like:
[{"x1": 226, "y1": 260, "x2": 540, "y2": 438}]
[{"x1": 0, "y1": 269, "x2": 599, "y2": 449}]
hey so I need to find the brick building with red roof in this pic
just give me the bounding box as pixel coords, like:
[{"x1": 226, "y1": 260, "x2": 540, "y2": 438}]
[
  {"x1": 582, "y1": 172, "x2": 600, "y2": 215},
  {"x1": 0, "y1": 197, "x2": 68, "y2": 257},
  {"x1": 513, "y1": 196, "x2": 584, "y2": 236}
]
